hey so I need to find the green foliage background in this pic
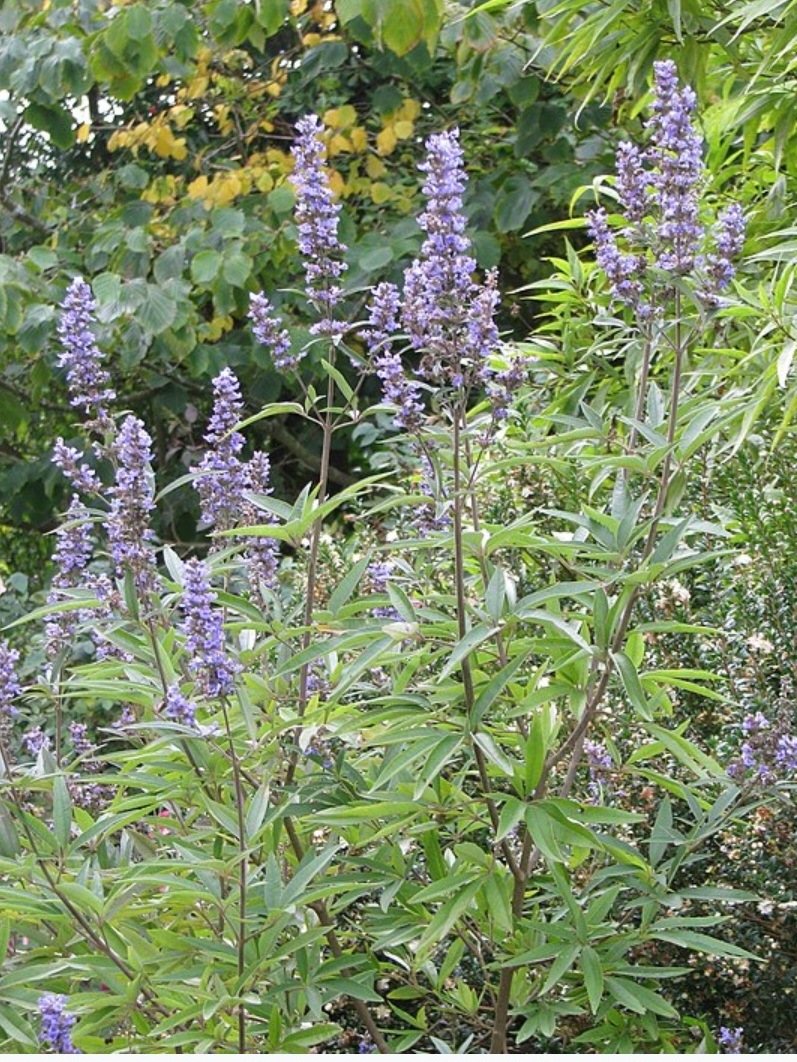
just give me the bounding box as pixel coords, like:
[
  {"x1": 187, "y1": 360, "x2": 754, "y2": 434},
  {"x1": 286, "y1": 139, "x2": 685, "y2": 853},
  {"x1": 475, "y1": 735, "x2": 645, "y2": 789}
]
[{"x1": 1, "y1": 0, "x2": 797, "y2": 1052}]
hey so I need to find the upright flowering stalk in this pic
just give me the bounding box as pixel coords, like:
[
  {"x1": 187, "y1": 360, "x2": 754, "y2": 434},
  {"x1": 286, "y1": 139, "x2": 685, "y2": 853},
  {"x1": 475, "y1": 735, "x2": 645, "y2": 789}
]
[
  {"x1": 45, "y1": 496, "x2": 96, "y2": 657},
  {"x1": 402, "y1": 128, "x2": 491, "y2": 387},
  {"x1": 586, "y1": 60, "x2": 745, "y2": 310},
  {"x1": 291, "y1": 114, "x2": 348, "y2": 339},
  {"x1": 0, "y1": 639, "x2": 21, "y2": 719},
  {"x1": 242, "y1": 452, "x2": 279, "y2": 595},
  {"x1": 107, "y1": 415, "x2": 158, "y2": 595},
  {"x1": 56, "y1": 278, "x2": 115, "y2": 431},
  {"x1": 52, "y1": 439, "x2": 102, "y2": 495},
  {"x1": 363, "y1": 282, "x2": 424, "y2": 432},
  {"x1": 164, "y1": 683, "x2": 197, "y2": 728},
  {"x1": 248, "y1": 293, "x2": 296, "y2": 372},
  {"x1": 193, "y1": 368, "x2": 247, "y2": 533},
  {"x1": 704, "y1": 203, "x2": 746, "y2": 298},
  {"x1": 646, "y1": 59, "x2": 704, "y2": 275},
  {"x1": 38, "y1": 993, "x2": 80, "y2": 1054},
  {"x1": 180, "y1": 558, "x2": 239, "y2": 698}
]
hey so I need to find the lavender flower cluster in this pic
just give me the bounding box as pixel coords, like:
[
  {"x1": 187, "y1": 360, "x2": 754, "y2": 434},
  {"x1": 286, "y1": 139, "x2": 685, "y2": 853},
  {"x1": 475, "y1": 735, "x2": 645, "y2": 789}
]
[
  {"x1": 0, "y1": 640, "x2": 21, "y2": 719},
  {"x1": 728, "y1": 709, "x2": 797, "y2": 782},
  {"x1": 180, "y1": 558, "x2": 239, "y2": 699},
  {"x1": 107, "y1": 416, "x2": 159, "y2": 596},
  {"x1": 718, "y1": 1026, "x2": 744, "y2": 1054},
  {"x1": 292, "y1": 113, "x2": 348, "y2": 339},
  {"x1": 38, "y1": 993, "x2": 81, "y2": 1054},
  {"x1": 366, "y1": 559, "x2": 401, "y2": 620},
  {"x1": 191, "y1": 367, "x2": 279, "y2": 592},
  {"x1": 56, "y1": 278, "x2": 115, "y2": 430},
  {"x1": 583, "y1": 739, "x2": 613, "y2": 803},
  {"x1": 193, "y1": 367, "x2": 247, "y2": 533},
  {"x1": 249, "y1": 118, "x2": 526, "y2": 436},
  {"x1": 586, "y1": 60, "x2": 745, "y2": 311}
]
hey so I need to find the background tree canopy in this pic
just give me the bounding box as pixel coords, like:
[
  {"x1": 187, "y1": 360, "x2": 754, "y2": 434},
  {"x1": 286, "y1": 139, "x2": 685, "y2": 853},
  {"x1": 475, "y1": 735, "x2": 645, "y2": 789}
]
[{"x1": 0, "y1": 0, "x2": 794, "y2": 570}]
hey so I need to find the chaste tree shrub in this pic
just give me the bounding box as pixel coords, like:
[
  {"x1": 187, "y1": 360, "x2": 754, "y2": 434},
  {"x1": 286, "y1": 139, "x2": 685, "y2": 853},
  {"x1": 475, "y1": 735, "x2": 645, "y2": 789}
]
[{"x1": 0, "y1": 61, "x2": 786, "y2": 1053}]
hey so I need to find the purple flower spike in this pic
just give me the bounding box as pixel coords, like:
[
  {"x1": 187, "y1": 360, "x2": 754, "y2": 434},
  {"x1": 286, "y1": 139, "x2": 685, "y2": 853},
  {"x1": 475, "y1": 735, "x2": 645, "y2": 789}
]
[
  {"x1": 586, "y1": 207, "x2": 646, "y2": 309},
  {"x1": 400, "y1": 128, "x2": 504, "y2": 396},
  {"x1": 107, "y1": 416, "x2": 159, "y2": 595},
  {"x1": 242, "y1": 452, "x2": 279, "y2": 594},
  {"x1": 69, "y1": 722, "x2": 92, "y2": 755},
  {"x1": 38, "y1": 993, "x2": 81, "y2": 1054},
  {"x1": 584, "y1": 738, "x2": 613, "y2": 802},
  {"x1": 718, "y1": 1026, "x2": 743, "y2": 1054},
  {"x1": 56, "y1": 277, "x2": 115, "y2": 430},
  {"x1": 704, "y1": 202, "x2": 745, "y2": 297},
  {"x1": 249, "y1": 293, "x2": 296, "y2": 371},
  {"x1": 24, "y1": 726, "x2": 50, "y2": 756},
  {"x1": 165, "y1": 684, "x2": 197, "y2": 728},
  {"x1": 0, "y1": 639, "x2": 21, "y2": 719},
  {"x1": 615, "y1": 141, "x2": 649, "y2": 224},
  {"x1": 180, "y1": 558, "x2": 239, "y2": 698},
  {"x1": 402, "y1": 129, "x2": 479, "y2": 383},
  {"x1": 52, "y1": 439, "x2": 102, "y2": 495},
  {"x1": 776, "y1": 734, "x2": 797, "y2": 772},
  {"x1": 45, "y1": 495, "x2": 96, "y2": 657},
  {"x1": 647, "y1": 59, "x2": 704, "y2": 274},
  {"x1": 193, "y1": 368, "x2": 247, "y2": 533},
  {"x1": 291, "y1": 114, "x2": 348, "y2": 338},
  {"x1": 363, "y1": 281, "x2": 425, "y2": 432}
]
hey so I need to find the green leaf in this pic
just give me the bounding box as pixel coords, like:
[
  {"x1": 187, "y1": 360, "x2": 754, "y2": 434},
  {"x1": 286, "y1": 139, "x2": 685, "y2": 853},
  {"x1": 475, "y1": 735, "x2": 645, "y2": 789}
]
[
  {"x1": 581, "y1": 945, "x2": 604, "y2": 1013},
  {"x1": 606, "y1": 976, "x2": 678, "y2": 1017},
  {"x1": 53, "y1": 773, "x2": 72, "y2": 849},
  {"x1": 0, "y1": 1003, "x2": 37, "y2": 1047},
  {"x1": 648, "y1": 930, "x2": 757, "y2": 960},
  {"x1": 190, "y1": 250, "x2": 223, "y2": 285},
  {"x1": 280, "y1": 1023, "x2": 341, "y2": 1051},
  {"x1": 0, "y1": 802, "x2": 19, "y2": 858},
  {"x1": 494, "y1": 176, "x2": 538, "y2": 233},
  {"x1": 612, "y1": 650, "x2": 653, "y2": 720},
  {"x1": 541, "y1": 943, "x2": 580, "y2": 995},
  {"x1": 439, "y1": 622, "x2": 500, "y2": 682},
  {"x1": 138, "y1": 285, "x2": 177, "y2": 334},
  {"x1": 24, "y1": 101, "x2": 75, "y2": 149},
  {"x1": 256, "y1": 0, "x2": 289, "y2": 35},
  {"x1": 473, "y1": 731, "x2": 515, "y2": 776},
  {"x1": 471, "y1": 649, "x2": 530, "y2": 725},
  {"x1": 415, "y1": 878, "x2": 483, "y2": 962},
  {"x1": 222, "y1": 250, "x2": 253, "y2": 288}
]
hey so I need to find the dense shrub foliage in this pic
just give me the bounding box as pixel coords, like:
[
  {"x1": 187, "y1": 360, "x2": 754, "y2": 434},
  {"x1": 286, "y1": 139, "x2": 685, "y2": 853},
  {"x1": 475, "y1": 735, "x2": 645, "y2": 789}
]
[{"x1": 1, "y1": 52, "x2": 796, "y2": 1055}]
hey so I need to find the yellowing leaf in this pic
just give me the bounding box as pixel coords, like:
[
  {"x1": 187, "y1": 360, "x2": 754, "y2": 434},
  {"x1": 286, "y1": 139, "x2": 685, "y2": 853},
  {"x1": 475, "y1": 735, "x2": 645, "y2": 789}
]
[
  {"x1": 397, "y1": 98, "x2": 421, "y2": 121},
  {"x1": 201, "y1": 315, "x2": 234, "y2": 341},
  {"x1": 327, "y1": 133, "x2": 352, "y2": 156},
  {"x1": 255, "y1": 170, "x2": 274, "y2": 192},
  {"x1": 185, "y1": 76, "x2": 209, "y2": 100},
  {"x1": 376, "y1": 127, "x2": 397, "y2": 156},
  {"x1": 290, "y1": 0, "x2": 309, "y2": 13},
  {"x1": 169, "y1": 104, "x2": 194, "y2": 130},
  {"x1": 350, "y1": 126, "x2": 367, "y2": 152},
  {"x1": 365, "y1": 155, "x2": 387, "y2": 178},
  {"x1": 76, "y1": 122, "x2": 91, "y2": 143},
  {"x1": 393, "y1": 119, "x2": 414, "y2": 140},
  {"x1": 323, "y1": 107, "x2": 341, "y2": 128},
  {"x1": 337, "y1": 104, "x2": 356, "y2": 127},
  {"x1": 187, "y1": 175, "x2": 209, "y2": 199},
  {"x1": 370, "y1": 182, "x2": 391, "y2": 204},
  {"x1": 327, "y1": 169, "x2": 345, "y2": 197}
]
